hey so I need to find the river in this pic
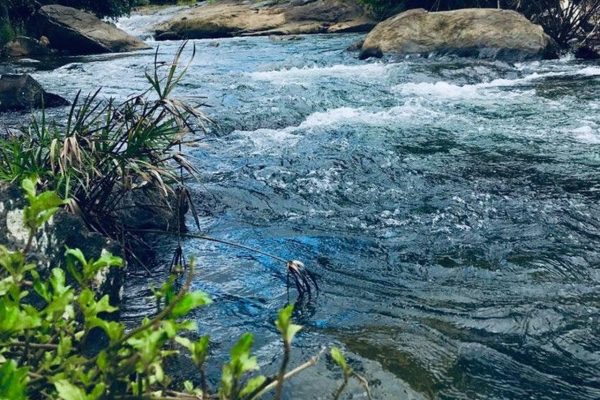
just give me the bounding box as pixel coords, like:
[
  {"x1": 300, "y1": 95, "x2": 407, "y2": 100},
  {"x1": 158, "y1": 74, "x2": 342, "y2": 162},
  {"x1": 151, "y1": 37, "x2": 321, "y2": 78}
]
[{"x1": 2, "y1": 11, "x2": 600, "y2": 399}]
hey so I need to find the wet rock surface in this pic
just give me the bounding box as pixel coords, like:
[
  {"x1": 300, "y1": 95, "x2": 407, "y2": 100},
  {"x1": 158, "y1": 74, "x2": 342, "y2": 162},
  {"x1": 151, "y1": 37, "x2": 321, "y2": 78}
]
[
  {"x1": 35, "y1": 4, "x2": 150, "y2": 55},
  {"x1": 0, "y1": 182, "x2": 124, "y2": 303},
  {"x1": 154, "y1": 0, "x2": 375, "y2": 40},
  {"x1": 0, "y1": 74, "x2": 68, "y2": 112},
  {"x1": 360, "y1": 8, "x2": 558, "y2": 61}
]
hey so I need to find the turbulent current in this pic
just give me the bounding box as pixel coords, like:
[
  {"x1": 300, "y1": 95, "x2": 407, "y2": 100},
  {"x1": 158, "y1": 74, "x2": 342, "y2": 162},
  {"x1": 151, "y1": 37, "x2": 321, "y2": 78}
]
[{"x1": 2, "y1": 16, "x2": 600, "y2": 399}]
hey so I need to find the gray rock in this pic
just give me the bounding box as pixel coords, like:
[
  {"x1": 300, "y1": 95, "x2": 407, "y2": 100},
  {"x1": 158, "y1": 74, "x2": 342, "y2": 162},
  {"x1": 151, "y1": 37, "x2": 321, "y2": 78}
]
[
  {"x1": 35, "y1": 4, "x2": 151, "y2": 55},
  {"x1": 0, "y1": 74, "x2": 69, "y2": 112},
  {"x1": 346, "y1": 38, "x2": 364, "y2": 51},
  {"x1": 154, "y1": 0, "x2": 374, "y2": 39},
  {"x1": 0, "y1": 182, "x2": 124, "y2": 303},
  {"x1": 2, "y1": 36, "x2": 52, "y2": 58},
  {"x1": 360, "y1": 8, "x2": 558, "y2": 61}
]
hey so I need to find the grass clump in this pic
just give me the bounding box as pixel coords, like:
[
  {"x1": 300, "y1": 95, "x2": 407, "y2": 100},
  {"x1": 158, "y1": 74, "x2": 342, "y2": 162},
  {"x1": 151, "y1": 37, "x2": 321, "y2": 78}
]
[
  {"x1": 0, "y1": 19, "x2": 16, "y2": 47},
  {"x1": 0, "y1": 43, "x2": 208, "y2": 256}
]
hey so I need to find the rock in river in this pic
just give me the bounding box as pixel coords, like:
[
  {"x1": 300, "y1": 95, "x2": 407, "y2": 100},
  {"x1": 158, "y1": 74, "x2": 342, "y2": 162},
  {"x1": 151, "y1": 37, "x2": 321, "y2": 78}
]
[
  {"x1": 35, "y1": 4, "x2": 150, "y2": 55},
  {"x1": 2, "y1": 36, "x2": 52, "y2": 58},
  {"x1": 0, "y1": 74, "x2": 69, "y2": 112},
  {"x1": 154, "y1": 0, "x2": 375, "y2": 40},
  {"x1": 360, "y1": 8, "x2": 558, "y2": 61}
]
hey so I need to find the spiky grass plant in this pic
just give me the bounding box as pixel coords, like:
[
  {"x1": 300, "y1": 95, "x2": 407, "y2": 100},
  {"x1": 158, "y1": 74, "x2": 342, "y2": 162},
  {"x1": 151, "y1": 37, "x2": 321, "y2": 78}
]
[
  {"x1": 0, "y1": 42, "x2": 208, "y2": 257},
  {"x1": 0, "y1": 42, "x2": 319, "y2": 297}
]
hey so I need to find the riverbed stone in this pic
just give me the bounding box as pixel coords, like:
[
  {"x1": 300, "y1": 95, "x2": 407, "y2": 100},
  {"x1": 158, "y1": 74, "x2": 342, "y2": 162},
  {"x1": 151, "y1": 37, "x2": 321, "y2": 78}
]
[
  {"x1": 360, "y1": 8, "x2": 558, "y2": 61},
  {"x1": 154, "y1": 0, "x2": 375, "y2": 40},
  {"x1": 0, "y1": 74, "x2": 69, "y2": 112},
  {"x1": 0, "y1": 182, "x2": 124, "y2": 303},
  {"x1": 35, "y1": 4, "x2": 150, "y2": 55},
  {"x1": 2, "y1": 36, "x2": 52, "y2": 58}
]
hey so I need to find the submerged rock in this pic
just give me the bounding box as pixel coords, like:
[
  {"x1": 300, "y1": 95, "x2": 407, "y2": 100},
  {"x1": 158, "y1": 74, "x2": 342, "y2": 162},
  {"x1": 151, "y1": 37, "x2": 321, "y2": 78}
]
[
  {"x1": 154, "y1": 0, "x2": 375, "y2": 40},
  {"x1": 346, "y1": 38, "x2": 364, "y2": 51},
  {"x1": 35, "y1": 4, "x2": 150, "y2": 55},
  {"x1": 0, "y1": 74, "x2": 69, "y2": 112},
  {"x1": 2, "y1": 36, "x2": 52, "y2": 58},
  {"x1": 360, "y1": 8, "x2": 558, "y2": 61}
]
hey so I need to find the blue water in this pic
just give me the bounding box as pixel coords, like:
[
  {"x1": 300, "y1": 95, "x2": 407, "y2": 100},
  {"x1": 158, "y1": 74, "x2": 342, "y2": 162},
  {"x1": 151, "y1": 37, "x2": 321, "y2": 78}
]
[{"x1": 2, "y1": 17, "x2": 600, "y2": 399}]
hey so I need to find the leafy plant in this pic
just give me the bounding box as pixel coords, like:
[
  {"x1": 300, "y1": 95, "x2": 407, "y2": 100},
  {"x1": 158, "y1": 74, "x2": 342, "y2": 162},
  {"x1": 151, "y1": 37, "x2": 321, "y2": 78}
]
[
  {"x1": 0, "y1": 180, "x2": 367, "y2": 399},
  {"x1": 0, "y1": 19, "x2": 15, "y2": 47},
  {"x1": 331, "y1": 347, "x2": 373, "y2": 400},
  {"x1": 0, "y1": 42, "x2": 208, "y2": 258}
]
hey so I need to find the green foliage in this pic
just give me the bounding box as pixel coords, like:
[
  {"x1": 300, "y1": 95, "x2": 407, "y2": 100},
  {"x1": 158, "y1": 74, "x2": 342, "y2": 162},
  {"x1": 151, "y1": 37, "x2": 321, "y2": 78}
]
[
  {"x1": 0, "y1": 19, "x2": 15, "y2": 47},
  {"x1": 21, "y1": 177, "x2": 66, "y2": 232},
  {"x1": 331, "y1": 347, "x2": 351, "y2": 376},
  {"x1": 0, "y1": 181, "x2": 362, "y2": 399},
  {"x1": 0, "y1": 360, "x2": 28, "y2": 400},
  {"x1": 276, "y1": 304, "x2": 302, "y2": 344},
  {"x1": 0, "y1": 43, "x2": 207, "y2": 252}
]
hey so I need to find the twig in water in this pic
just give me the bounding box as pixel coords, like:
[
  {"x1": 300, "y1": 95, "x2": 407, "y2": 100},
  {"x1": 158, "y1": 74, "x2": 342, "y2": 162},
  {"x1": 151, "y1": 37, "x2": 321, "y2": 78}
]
[{"x1": 131, "y1": 229, "x2": 319, "y2": 298}]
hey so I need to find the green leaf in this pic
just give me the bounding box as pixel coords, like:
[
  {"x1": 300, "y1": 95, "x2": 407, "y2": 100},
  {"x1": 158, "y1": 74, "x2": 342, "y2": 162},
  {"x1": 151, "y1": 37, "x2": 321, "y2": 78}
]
[
  {"x1": 330, "y1": 347, "x2": 351, "y2": 375},
  {"x1": 170, "y1": 291, "x2": 211, "y2": 318},
  {"x1": 65, "y1": 248, "x2": 87, "y2": 267},
  {"x1": 230, "y1": 332, "x2": 253, "y2": 361},
  {"x1": 239, "y1": 375, "x2": 267, "y2": 397},
  {"x1": 21, "y1": 178, "x2": 36, "y2": 199},
  {"x1": 0, "y1": 298, "x2": 42, "y2": 333},
  {"x1": 0, "y1": 360, "x2": 28, "y2": 400},
  {"x1": 93, "y1": 250, "x2": 123, "y2": 269},
  {"x1": 23, "y1": 188, "x2": 65, "y2": 229},
  {"x1": 191, "y1": 335, "x2": 209, "y2": 367},
  {"x1": 79, "y1": 290, "x2": 118, "y2": 319},
  {"x1": 35, "y1": 190, "x2": 66, "y2": 210},
  {"x1": 0, "y1": 276, "x2": 15, "y2": 296},
  {"x1": 54, "y1": 379, "x2": 87, "y2": 400},
  {"x1": 87, "y1": 318, "x2": 123, "y2": 344},
  {"x1": 49, "y1": 268, "x2": 69, "y2": 296},
  {"x1": 276, "y1": 304, "x2": 302, "y2": 344}
]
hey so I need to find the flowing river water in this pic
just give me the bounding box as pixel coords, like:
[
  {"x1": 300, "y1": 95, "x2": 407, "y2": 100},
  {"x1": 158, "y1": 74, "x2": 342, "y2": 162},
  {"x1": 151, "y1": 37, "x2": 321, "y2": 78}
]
[{"x1": 2, "y1": 11, "x2": 600, "y2": 399}]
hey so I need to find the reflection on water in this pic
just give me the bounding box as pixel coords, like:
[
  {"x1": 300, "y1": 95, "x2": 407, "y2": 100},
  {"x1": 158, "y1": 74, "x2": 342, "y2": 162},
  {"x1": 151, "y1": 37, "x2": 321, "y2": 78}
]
[{"x1": 2, "y1": 26, "x2": 600, "y2": 399}]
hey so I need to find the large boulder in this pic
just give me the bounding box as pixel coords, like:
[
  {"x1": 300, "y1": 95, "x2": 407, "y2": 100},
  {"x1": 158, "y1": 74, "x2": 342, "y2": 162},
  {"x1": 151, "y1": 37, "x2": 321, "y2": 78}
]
[
  {"x1": 154, "y1": 0, "x2": 375, "y2": 40},
  {"x1": 360, "y1": 8, "x2": 558, "y2": 61},
  {"x1": 35, "y1": 4, "x2": 150, "y2": 55},
  {"x1": 0, "y1": 74, "x2": 69, "y2": 112}
]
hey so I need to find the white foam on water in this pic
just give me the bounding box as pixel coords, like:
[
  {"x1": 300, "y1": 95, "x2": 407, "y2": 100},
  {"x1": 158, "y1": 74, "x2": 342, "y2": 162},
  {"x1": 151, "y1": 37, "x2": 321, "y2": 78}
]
[
  {"x1": 235, "y1": 102, "x2": 435, "y2": 151},
  {"x1": 578, "y1": 66, "x2": 600, "y2": 77},
  {"x1": 571, "y1": 125, "x2": 600, "y2": 144},
  {"x1": 236, "y1": 128, "x2": 301, "y2": 152},
  {"x1": 395, "y1": 81, "x2": 481, "y2": 98},
  {"x1": 394, "y1": 67, "x2": 600, "y2": 100},
  {"x1": 247, "y1": 63, "x2": 392, "y2": 84},
  {"x1": 298, "y1": 103, "x2": 435, "y2": 128}
]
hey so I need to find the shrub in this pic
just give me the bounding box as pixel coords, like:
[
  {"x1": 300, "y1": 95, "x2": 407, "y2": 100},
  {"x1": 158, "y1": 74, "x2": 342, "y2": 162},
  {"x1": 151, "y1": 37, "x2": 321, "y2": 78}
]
[
  {"x1": 0, "y1": 43, "x2": 207, "y2": 256},
  {"x1": 0, "y1": 20, "x2": 15, "y2": 47},
  {"x1": 0, "y1": 178, "x2": 369, "y2": 399}
]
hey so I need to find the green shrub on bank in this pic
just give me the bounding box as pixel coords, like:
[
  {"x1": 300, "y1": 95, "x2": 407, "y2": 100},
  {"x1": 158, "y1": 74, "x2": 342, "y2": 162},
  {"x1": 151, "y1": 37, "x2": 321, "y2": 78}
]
[
  {"x1": 0, "y1": 43, "x2": 206, "y2": 253},
  {"x1": 0, "y1": 20, "x2": 15, "y2": 47},
  {"x1": 0, "y1": 178, "x2": 368, "y2": 400}
]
